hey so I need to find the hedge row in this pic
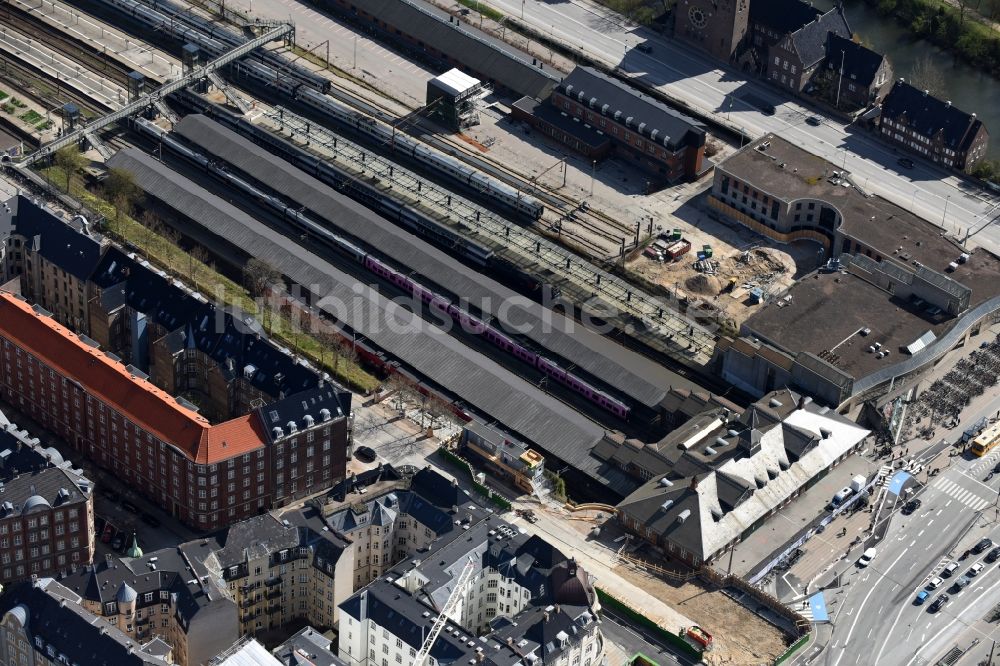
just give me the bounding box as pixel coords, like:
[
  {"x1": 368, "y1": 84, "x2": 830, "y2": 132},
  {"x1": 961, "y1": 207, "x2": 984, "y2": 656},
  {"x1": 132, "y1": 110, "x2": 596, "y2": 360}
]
[
  {"x1": 594, "y1": 588, "x2": 702, "y2": 661},
  {"x1": 437, "y1": 447, "x2": 512, "y2": 511}
]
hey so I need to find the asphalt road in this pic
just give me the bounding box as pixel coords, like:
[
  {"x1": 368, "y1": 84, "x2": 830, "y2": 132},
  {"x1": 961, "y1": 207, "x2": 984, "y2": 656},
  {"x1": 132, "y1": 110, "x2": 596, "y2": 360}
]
[
  {"x1": 600, "y1": 607, "x2": 690, "y2": 666},
  {"x1": 818, "y1": 416, "x2": 1000, "y2": 664},
  {"x1": 227, "y1": 0, "x2": 436, "y2": 107},
  {"x1": 483, "y1": 0, "x2": 1000, "y2": 253}
]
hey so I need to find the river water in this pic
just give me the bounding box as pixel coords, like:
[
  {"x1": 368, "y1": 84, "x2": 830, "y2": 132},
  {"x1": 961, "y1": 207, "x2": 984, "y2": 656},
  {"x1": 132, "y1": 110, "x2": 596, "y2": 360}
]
[{"x1": 813, "y1": 0, "x2": 999, "y2": 160}]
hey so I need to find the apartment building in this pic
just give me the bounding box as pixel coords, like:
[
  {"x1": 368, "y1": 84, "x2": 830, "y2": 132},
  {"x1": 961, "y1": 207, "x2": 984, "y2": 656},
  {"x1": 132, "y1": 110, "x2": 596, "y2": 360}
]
[
  {"x1": 200, "y1": 506, "x2": 352, "y2": 634},
  {"x1": 87, "y1": 247, "x2": 320, "y2": 424},
  {"x1": 339, "y1": 514, "x2": 604, "y2": 666},
  {"x1": 0, "y1": 579, "x2": 171, "y2": 666},
  {"x1": 879, "y1": 80, "x2": 990, "y2": 173},
  {"x1": 0, "y1": 196, "x2": 105, "y2": 332},
  {"x1": 0, "y1": 409, "x2": 95, "y2": 584},
  {"x1": 56, "y1": 546, "x2": 239, "y2": 666},
  {"x1": 0, "y1": 291, "x2": 351, "y2": 530}
]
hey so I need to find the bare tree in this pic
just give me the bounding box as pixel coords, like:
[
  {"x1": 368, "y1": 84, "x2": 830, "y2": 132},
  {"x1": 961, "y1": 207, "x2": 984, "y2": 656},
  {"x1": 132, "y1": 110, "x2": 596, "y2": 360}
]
[
  {"x1": 385, "y1": 374, "x2": 417, "y2": 412},
  {"x1": 336, "y1": 338, "x2": 358, "y2": 374},
  {"x1": 315, "y1": 329, "x2": 341, "y2": 369},
  {"x1": 244, "y1": 258, "x2": 280, "y2": 298},
  {"x1": 188, "y1": 245, "x2": 211, "y2": 280},
  {"x1": 909, "y1": 55, "x2": 947, "y2": 97}
]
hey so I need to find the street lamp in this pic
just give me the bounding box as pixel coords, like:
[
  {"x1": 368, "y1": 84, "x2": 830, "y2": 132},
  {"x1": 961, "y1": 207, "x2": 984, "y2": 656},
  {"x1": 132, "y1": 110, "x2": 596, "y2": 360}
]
[{"x1": 942, "y1": 194, "x2": 951, "y2": 230}]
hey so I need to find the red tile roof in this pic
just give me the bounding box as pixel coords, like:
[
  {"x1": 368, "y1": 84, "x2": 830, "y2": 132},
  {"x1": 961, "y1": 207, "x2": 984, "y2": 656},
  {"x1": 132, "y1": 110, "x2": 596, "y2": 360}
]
[{"x1": 0, "y1": 292, "x2": 263, "y2": 464}]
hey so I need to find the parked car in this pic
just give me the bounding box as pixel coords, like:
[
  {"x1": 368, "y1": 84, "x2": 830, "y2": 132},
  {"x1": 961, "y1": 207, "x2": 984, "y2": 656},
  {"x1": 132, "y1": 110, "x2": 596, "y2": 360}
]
[
  {"x1": 897, "y1": 157, "x2": 915, "y2": 169},
  {"x1": 111, "y1": 535, "x2": 124, "y2": 552},
  {"x1": 858, "y1": 548, "x2": 877, "y2": 567},
  {"x1": 951, "y1": 575, "x2": 972, "y2": 593},
  {"x1": 140, "y1": 512, "x2": 161, "y2": 528},
  {"x1": 970, "y1": 562, "x2": 985, "y2": 576},
  {"x1": 986, "y1": 547, "x2": 1000, "y2": 563},
  {"x1": 99, "y1": 488, "x2": 120, "y2": 502},
  {"x1": 100, "y1": 524, "x2": 114, "y2": 544},
  {"x1": 122, "y1": 501, "x2": 139, "y2": 515},
  {"x1": 354, "y1": 446, "x2": 377, "y2": 463},
  {"x1": 636, "y1": 43, "x2": 653, "y2": 54},
  {"x1": 926, "y1": 576, "x2": 943, "y2": 590},
  {"x1": 915, "y1": 590, "x2": 930, "y2": 605},
  {"x1": 830, "y1": 486, "x2": 854, "y2": 508},
  {"x1": 902, "y1": 499, "x2": 922, "y2": 515},
  {"x1": 943, "y1": 561, "x2": 960, "y2": 577},
  {"x1": 929, "y1": 594, "x2": 950, "y2": 613},
  {"x1": 806, "y1": 115, "x2": 822, "y2": 126},
  {"x1": 994, "y1": 461, "x2": 1000, "y2": 474},
  {"x1": 974, "y1": 537, "x2": 994, "y2": 554}
]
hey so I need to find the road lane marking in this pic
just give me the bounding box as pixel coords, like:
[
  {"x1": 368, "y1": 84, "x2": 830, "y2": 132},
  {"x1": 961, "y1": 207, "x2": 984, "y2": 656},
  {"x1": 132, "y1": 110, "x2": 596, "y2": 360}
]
[
  {"x1": 905, "y1": 567, "x2": 1000, "y2": 665},
  {"x1": 928, "y1": 519, "x2": 935, "y2": 526},
  {"x1": 946, "y1": 500, "x2": 953, "y2": 508},
  {"x1": 833, "y1": 546, "x2": 913, "y2": 666},
  {"x1": 919, "y1": 530, "x2": 926, "y2": 537}
]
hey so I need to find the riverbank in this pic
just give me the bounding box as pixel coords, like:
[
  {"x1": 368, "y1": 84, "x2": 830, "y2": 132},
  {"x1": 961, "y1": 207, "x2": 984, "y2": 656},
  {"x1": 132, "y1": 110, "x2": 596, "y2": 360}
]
[{"x1": 853, "y1": 0, "x2": 1000, "y2": 76}]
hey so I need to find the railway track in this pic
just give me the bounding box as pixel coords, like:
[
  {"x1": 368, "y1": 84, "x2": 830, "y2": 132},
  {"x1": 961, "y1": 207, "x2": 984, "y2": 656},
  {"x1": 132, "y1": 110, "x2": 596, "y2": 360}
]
[
  {"x1": 0, "y1": 47, "x2": 107, "y2": 119},
  {"x1": 167, "y1": 0, "x2": 634, "y2": 255},
  {"x1": 3, "y1": 2, "x2": 135, "y2": 89}
]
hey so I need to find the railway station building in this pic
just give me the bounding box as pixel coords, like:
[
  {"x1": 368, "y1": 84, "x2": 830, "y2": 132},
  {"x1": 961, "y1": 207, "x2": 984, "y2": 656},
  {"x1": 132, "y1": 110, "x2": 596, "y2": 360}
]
[
  {"x1": 707, "y1": 133, "x2": 1000, "y2": 408},
  {"x1": 616, "y1": 389, "x2": 869, "y2": 566},
  {"x1": 515, "y1": 67, "x2": 709, "y2": 185}
]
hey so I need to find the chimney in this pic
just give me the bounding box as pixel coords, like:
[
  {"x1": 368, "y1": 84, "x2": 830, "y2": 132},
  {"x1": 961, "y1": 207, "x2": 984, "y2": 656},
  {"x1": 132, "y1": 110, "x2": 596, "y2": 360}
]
[
  {"x1": 798, "y1": 395, "x2": 806, "y2": 410},
  {"x1": 543, "y1": 611, "x2": 550, "y2": 622},
  {"x1": 507, "y1": 637, "x2": 514, "y2": 647},
  {"x1": 689, "y1": 475, "x2": 699, "y2": 491},
  {"x1": 923, "y1": 89, "x2": 929, "y2": 97},
  {"x1": 945, "y1": 100, "x2": 952, "y2": 108},
  {"x1": 555, "y1": 604, "x2": 561, "y2": 614}
]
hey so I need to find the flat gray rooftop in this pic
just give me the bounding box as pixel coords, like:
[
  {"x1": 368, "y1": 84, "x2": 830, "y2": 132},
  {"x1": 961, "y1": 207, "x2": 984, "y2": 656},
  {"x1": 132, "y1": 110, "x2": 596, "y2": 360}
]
[
  {"x1": 173, "y1": 114, "x2": 697, "y2": 409},
  {"x1": 721, "y1": 135, "x2": 997, "y2": 284},
  {"x1": 106, "y1": 148, "x2": 630, "y2": 492},
  {"x1": 743, "y1": 270, "x2": 949, "y2": 379}
]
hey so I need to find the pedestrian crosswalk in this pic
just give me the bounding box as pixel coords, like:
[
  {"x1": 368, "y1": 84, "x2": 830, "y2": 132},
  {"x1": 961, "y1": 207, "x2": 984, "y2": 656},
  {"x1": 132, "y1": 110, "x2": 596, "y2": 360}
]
[
  {"x1": 971, "y1": 450, "x2": 1000, "y2": 475},
  {"x1": 934, "y1": 478, "x2": 990, "y2": 511}
]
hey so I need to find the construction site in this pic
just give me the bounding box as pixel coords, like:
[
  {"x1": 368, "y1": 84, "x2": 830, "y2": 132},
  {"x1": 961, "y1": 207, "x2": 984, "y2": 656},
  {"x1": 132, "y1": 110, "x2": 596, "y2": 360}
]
[{"x1": 626, "y1": 204, "x2": 818, "y2": 330}]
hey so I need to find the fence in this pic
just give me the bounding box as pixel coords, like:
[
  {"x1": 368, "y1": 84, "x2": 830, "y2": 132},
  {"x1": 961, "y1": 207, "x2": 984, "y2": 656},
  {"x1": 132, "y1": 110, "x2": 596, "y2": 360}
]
[
  {"x1": 701, "y1": 567, "x2": 810, "y2": 636},
  {"x1": 594, "y1": 588, "x2": 703, "y2": 661},
  {"x1": 774, "y1": 633, "x2": 812, "y2": 665},
  {"x1": 748, "y1": 476, "x2": 878, "y2": 584},
  {"x1": 436, "y1": 447, "x2": 512, "y2": 511}
]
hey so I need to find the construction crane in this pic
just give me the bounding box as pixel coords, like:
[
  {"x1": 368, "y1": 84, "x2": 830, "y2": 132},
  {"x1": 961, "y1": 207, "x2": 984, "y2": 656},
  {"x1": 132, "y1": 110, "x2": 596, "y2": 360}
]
[{"x1": 414, "y1": 558, "x2": 476, "y2": 666}]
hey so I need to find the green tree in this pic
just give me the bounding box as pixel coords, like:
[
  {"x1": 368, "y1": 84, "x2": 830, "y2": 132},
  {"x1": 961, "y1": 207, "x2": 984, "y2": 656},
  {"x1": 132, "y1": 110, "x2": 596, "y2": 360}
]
[
  {"x1": 53, "y1": 146, "x2": 85, "y2": 193},
  {"x1": 103, "y1": 168, "x2": 142, "y2": 207}
]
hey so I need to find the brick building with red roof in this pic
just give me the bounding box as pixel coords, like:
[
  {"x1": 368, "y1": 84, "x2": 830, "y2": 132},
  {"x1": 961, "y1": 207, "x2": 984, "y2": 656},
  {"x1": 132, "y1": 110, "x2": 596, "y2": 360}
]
[{"x1": 0, "y1": 291, "x2": 350, "y2": 531}]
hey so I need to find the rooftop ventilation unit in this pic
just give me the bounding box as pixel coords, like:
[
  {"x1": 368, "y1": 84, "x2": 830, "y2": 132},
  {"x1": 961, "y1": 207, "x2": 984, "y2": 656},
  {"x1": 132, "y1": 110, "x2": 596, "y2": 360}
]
[
  {"x1": 658, "y1": 477, "x2": 673, "y2": 488},
  {"x1": 769, "y1": 398, "x2": 783, "y2": 408},
  {"x1": 676, "y1": 509, "x2": 691, "y2": 523},
  {"x1": 715, "y1": 437, "x2": 728, "y2": 448},
  {"x1": 820, "y1": 427, "x2": 832, "y2": 439},
  {"x1": 704, "y1": 447, "x2": 717, "y2": 456},
  {"x1": 661, "y1": 500, "x2": 674, "y2": 512}
]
